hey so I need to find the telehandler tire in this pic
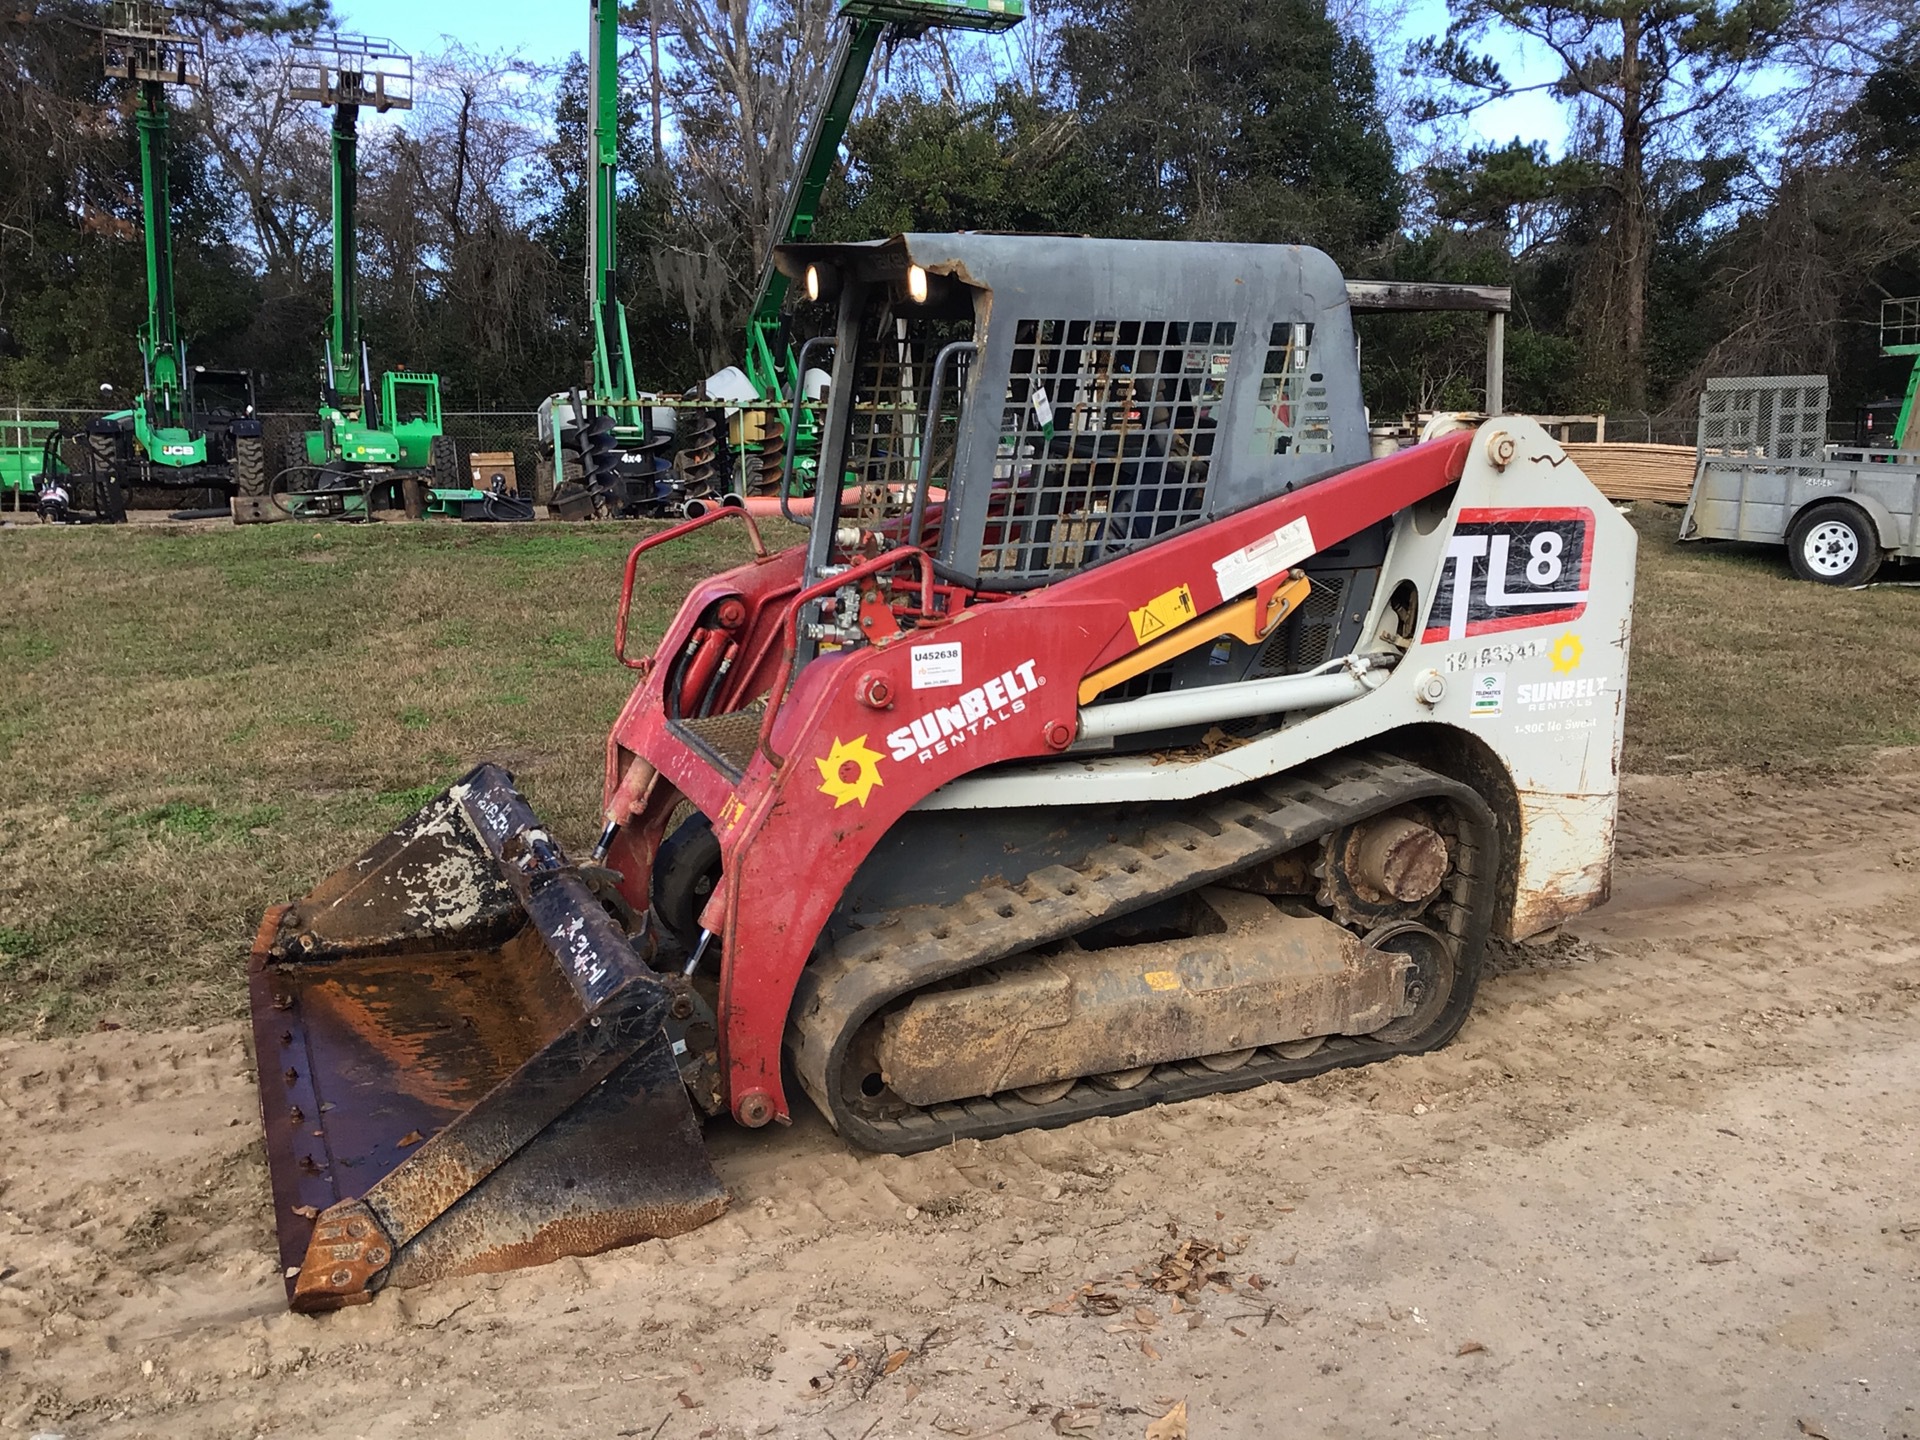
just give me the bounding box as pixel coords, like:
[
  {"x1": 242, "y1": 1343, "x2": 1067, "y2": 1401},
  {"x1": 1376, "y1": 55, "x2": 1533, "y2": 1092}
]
[{"x1": 235, "y1": 436, "x2": 268, "y2": 498}]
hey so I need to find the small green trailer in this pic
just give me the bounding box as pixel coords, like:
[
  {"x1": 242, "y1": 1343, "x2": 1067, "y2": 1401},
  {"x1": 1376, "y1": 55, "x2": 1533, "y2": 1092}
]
[{"x1": 0, "y1": 419, "x2": 68, "y2": 514}]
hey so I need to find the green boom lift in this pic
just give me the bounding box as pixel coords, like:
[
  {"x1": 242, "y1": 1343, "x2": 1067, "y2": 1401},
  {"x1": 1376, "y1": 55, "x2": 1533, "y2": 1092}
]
[
  {"x1": 540, "y1": 0, "x2": 1022, "y2": 519},
  {"x1": 260, "y1": 33, "x2": 470, "y2": 522},
  {"x1": 1878, "y1": 297, "x2": 1920, "y2": 453},
  {"x1": 537, "y1": 0, "x2": 675, "y2": 521},
  {"x1": 79, "y1": 2, "x2": 266, "y2": 522}
]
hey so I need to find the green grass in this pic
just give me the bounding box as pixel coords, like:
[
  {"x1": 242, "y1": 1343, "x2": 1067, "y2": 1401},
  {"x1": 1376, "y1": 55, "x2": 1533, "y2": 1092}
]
[
  {"x1": 1620, "y1": 505, "x2": 1920, "y2": 774},
  {"x1": 0, "y1": 516, "x2": 795, "y2": 1035},
  {"x1": 0, "y1": 505, "x2": 1912, "y2": 1036}
]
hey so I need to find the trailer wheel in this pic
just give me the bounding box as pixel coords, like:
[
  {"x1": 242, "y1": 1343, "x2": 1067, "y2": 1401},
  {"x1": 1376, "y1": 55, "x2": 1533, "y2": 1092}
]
[
  {"x1": 1787, "y1": 501, "x2": 1882, "y2": 586},
  {"x1": 234, "y1": 436, "x2": 268, "y2": 498},
  {"x1": 653, "y1": 814, "x2": 722, "y2": 953}
]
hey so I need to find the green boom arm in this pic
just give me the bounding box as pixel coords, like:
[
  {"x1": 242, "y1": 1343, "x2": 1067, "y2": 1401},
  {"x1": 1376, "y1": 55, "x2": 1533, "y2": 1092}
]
[
  {"x1": 588, "y1": 0, "x2": 642, "y2": 420},
  {"x1": 134, "y1": 78, "x2": 185, "y2": 431},
  {"x1": 328, "y1": 99, "x2": 365, "y2": 415},
  {"x1": 742, "y1": 18, "x2": 884, "y2": 401},
  {"x1": 742, "y1": 0, "x2": 1024, "y2": 404}
]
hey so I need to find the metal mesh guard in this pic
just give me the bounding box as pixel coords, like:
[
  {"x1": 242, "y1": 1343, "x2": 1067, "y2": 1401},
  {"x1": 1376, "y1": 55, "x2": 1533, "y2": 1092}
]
[
  {"x1": 676, "y1": 706, "x2": 767, "y2": 776},
  {"x1": 1696, "y1": 376, "x2": 1829, "y2": 463},
  {"x1": 980, "y1": 318, "x2": 1234, "y2": 583}
]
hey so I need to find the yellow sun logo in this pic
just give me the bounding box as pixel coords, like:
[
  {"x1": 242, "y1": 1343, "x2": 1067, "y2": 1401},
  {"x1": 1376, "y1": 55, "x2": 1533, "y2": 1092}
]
[
  {"x1": 815, "y1": 735, "x2": 885, "y2": 809},
  {"x1": 1549, "y1": 632, "x2": 1584, "y2": 673}
]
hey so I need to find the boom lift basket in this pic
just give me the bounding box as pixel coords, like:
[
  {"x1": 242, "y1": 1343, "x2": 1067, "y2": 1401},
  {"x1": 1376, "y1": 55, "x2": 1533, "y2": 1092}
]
[{"x1": 248, "y1": 765, "x2": 726, "y2": 1312}]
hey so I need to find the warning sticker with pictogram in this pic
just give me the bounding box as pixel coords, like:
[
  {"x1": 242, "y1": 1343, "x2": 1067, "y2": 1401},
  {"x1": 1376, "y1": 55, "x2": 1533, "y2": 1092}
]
[{"x1": 1129, "y1": 583, "x2": 1197, "y2": 644}]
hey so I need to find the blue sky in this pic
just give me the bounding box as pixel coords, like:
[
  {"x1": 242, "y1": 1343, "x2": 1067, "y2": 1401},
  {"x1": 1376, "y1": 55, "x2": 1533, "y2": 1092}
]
[{"x1": 336, "y1": 0, "x2": 1570, "y2": 154}]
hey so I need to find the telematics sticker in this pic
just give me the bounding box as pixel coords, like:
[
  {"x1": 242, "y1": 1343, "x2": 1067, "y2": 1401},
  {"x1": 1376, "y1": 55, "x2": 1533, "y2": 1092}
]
[
  {"x1": 908, "y1": 641, "x2": 962, "y2": 689},
  {"x1": 1470, "y1": 671, "x2": 1505, "y2": 717},
  {"x1": 1213, "y1": 516, "x2": 1316, "y2": 599},
  {"x1": 1424, "y1": 507, "x2": 1594, "y2": 642}
]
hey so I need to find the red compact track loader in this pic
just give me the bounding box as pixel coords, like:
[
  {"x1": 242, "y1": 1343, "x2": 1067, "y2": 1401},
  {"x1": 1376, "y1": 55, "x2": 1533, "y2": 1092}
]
[{"x1": 250, "y1": 235, "x2": 1635, "y2": 1311}]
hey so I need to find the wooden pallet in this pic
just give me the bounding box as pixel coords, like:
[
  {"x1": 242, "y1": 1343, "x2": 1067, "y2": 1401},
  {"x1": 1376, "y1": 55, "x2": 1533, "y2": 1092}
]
[{"x1": 1562, "y1": 442, "x2": 1696, "y2": 503}]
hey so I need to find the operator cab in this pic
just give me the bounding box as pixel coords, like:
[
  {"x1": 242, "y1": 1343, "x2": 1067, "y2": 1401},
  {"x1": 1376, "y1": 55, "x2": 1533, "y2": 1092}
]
[
  {"x1": 774, "y1": 235, "x2": 1379, "y2": 699},
  {"x1": 775, "y1": 234, "x2": 1369, "y2": 598}
]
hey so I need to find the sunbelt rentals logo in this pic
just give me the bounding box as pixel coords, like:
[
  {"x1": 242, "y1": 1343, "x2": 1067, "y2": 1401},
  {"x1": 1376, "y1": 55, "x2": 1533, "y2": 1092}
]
[
  {"x1": 887, "y1": 659, "x2": 1043, "y2": 763},
  {"x1": 816, "y1": 735, "x2": 885, "y2": 808}
]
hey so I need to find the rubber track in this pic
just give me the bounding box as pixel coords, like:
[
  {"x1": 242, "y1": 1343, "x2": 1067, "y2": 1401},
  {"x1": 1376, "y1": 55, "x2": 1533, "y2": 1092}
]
[{"x1": 788, "y1": 751, "x2": 1500, "y2": 1155}]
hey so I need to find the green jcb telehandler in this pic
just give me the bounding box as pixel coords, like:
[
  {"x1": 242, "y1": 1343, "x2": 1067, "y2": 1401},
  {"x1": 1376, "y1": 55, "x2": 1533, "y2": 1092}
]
[
  {"x1": 248, "y1": 34, "x2": 487, "y2": 523},
  {"x1": 539, "y1": 0, "x2": 1023, "y2": 520},
  {"x1": 79, "y1": 2, "x2": 267, "y2": 522},
  {"x1": 721, "y1": 0, "x2": 1027, "y2": 502}
]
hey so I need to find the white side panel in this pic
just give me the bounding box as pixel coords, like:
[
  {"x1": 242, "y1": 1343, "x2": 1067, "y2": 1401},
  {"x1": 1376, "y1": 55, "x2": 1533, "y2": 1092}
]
[{"x1": 917, "y1": 417, "x2": 1638, "y2": 939}]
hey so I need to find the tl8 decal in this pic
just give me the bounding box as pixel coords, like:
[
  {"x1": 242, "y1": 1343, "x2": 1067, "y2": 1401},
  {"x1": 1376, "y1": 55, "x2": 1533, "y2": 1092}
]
[{"x1": 1423, "y1": 507, "x2": 1594, "y2": 642}]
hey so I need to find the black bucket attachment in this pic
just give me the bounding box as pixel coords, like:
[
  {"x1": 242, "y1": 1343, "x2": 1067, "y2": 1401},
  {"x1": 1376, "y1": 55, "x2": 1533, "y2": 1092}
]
[{"x1": 248, "y1": 764, "x2": 728, "y2": 1313}]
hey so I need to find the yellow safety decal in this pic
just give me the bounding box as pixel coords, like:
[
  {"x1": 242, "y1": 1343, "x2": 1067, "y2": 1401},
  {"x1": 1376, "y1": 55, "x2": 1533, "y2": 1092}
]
[
  {"x1": 1128, "y1": 584, "x2": 1196, "y2": 645},
  {"x1": 716, "y1": 795, "x2": 747, "y2": 833},
  {"x1": 1142, "y1": 970, "x2": 1183, "y2": 992}
]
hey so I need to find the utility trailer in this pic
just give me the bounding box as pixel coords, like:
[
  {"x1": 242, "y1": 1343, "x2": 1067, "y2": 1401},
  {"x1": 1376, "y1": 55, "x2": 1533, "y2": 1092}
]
[{"x1": 1680, "y1": 365, "x2": 1920, "y2": 585}]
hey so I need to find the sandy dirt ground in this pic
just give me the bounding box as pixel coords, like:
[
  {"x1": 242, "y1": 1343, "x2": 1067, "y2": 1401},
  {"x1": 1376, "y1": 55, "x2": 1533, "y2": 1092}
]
[{"x1": 4, "y1": 755, "x2": 1920, "y2": 1440}]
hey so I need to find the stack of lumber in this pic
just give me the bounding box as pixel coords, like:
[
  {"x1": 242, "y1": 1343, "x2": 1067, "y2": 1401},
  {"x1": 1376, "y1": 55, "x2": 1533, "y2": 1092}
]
[{"x1": 1561, "y1": 442, "x2": 1696, "y2": 503}]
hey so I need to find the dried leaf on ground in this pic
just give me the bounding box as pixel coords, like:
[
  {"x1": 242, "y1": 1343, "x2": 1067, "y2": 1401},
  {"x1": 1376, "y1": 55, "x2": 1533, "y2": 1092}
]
[
  {"x1": 1080, "y1": 1291, "x2": 1124, "y2": 1316},
  {"x1": 290, "y1": 1203, "x2": 319, "y2": 1219},
  {"x1": 1052, "y1": 1406, "x2": 1103, "y2": 1434},
  {"x1": 1028, "y1": 1298, "x2": 1077, "y2": 1317},
  {"x1": 1140, "y1": 1338, "x2": 1161, "y2": 1360},
  {"x1": 884, "y1": 1348, "x2": 911, "y2": 1375},
  {"x1": 1456, "y1": 1340, "x2": 1486, "y2": 1357},
  {"x1": 1145, "y1": 1237, "x2": 1233, "y2": 1296},
  {"x1": 1797, "y1": 1419, "x2": 1834, "y2": 1440},
  {"x1": 1144, "y1": 1399, "x2": 1188, "y2": 1440},
  {"x1": 396, "y1": 1129, "x2": 424, "y2": 1148}
]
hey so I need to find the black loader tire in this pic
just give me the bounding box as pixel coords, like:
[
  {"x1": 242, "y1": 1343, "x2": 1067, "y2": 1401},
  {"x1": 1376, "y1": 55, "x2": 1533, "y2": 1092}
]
[
  {"x1": 235, "y1": 436, "x2": 268, "y2": 498},
  {"x1": 427, "y1": 434, "x2": 460, "y2": 489},
  {"x1": 1786, "y1": 500, "x2": 1882, "y2": 586},
  {"x1": 652, "y1": 813, "x2": 723, "y2": 952}
]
